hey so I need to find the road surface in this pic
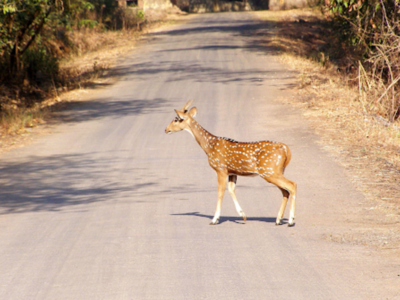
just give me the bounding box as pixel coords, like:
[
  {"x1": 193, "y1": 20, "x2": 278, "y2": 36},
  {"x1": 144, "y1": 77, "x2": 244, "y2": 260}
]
[{"x1": 0, "y1": 12, "x2": 399, "y2": 299}]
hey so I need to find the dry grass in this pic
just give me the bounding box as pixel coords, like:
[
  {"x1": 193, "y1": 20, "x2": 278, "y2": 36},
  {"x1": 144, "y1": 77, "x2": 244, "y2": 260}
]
[{"x1": 255, "y1": 8, "x2": 400, "y2": 250}]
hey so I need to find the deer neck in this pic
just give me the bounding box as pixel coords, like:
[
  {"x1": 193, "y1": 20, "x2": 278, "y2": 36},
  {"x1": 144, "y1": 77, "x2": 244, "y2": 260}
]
[{"x1": 187, "y1": 119, "x2": 216, "y2": 154}]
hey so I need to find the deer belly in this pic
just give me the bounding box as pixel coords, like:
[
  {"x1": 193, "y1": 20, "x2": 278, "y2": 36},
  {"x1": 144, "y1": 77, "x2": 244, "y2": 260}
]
[
  {"x1": 226, "y1": 159, "x2": 258, "y2": 175},
  {"x1": 229, "y1": 171, "x2": 259, "y2": 177}
]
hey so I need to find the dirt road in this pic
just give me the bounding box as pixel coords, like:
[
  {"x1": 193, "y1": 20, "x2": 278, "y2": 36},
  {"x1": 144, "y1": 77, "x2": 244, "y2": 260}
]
[{"x1": 0, "y1": 12, "x2": 398, "y2": 299}]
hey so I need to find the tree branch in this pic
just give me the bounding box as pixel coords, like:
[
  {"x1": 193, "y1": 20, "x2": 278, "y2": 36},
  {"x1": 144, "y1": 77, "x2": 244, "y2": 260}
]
[{"x1": 20, "y1": 6, "x2": 53, "y2": 56}]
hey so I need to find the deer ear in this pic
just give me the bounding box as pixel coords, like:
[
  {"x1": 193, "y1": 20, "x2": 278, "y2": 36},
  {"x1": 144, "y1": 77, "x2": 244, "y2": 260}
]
[{"x1": 189, "y1": 107, "x2": 197, "y2": 118}]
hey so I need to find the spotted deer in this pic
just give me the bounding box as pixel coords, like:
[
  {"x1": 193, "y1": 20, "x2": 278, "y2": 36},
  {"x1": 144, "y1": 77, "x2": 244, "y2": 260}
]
[{"x1": 165, "y1": 100, "x2": 297, "y2": 226}]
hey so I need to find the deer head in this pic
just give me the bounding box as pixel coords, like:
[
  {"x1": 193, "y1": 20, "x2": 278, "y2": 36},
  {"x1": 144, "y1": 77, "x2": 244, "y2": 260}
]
[{"x1": 165, "y1": 100, "x2": 197, "y2": 134}]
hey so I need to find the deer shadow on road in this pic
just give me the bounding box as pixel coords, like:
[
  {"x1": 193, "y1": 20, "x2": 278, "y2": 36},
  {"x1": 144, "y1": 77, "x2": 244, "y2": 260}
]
[{"x1": 171, "y1": 211, "x2": 289, "y2": 225}]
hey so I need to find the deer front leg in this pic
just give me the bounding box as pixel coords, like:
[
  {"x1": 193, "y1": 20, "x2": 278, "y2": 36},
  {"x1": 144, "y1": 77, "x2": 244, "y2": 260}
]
[
  {"x1": 228, "y1": 175, "x2": 246, "y2": 222},
  {"x1": 210, "y1": 171, "x2": 228, "y2": 225}
]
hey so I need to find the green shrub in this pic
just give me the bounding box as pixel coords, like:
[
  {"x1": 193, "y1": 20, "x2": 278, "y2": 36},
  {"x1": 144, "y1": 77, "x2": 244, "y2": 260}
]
[{"x1": 23, "y1": 48, "x2": 59, "y2": 84}]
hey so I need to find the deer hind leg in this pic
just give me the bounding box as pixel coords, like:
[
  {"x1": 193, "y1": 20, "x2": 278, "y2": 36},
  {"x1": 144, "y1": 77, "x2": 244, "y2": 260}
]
[
  {"x1": 262, "y1": 174, "x2": 297, "y2": 227},
  {"x1": 210, "y1": 171, "x2": 228, "y2": 225},
  {"x1": 228, "y1": 175, "x2": 247, "y2": 222},
  {"x1": 276, "y1": 188, "x2": 289, "y2": 225}
]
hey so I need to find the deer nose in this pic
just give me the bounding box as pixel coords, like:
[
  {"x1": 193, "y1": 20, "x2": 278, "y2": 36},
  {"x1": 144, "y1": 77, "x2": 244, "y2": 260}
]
[{"x1": 165, "y1": 128, "x2": 170, "y2": 134}]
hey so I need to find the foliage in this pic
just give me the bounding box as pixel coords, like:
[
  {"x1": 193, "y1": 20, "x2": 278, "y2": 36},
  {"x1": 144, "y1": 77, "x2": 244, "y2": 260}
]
[
  {"x1": 0, "y1": 1, "x2": 95, "y2": 78},
  {"x1": 324, "y1": 0, "x2": 400, "y2": 121},
  {"x1": 24, "y1": 48, "x2": 58, "y2": 81},
  {"x1": 326, "y1": 0, "x2": 399, "y2": 49},
  {"x1": 115, "y1": 7, "x2": 145, "y2": 30}
]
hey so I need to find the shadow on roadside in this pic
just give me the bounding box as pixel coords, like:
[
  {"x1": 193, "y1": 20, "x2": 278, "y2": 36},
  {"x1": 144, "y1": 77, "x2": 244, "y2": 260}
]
[
  {"x1": 50, "y1": 97, "x2": 169, "y2": 124},
  {"x1": 0, "y1": 151, "x2": 200, "y2": 215}
]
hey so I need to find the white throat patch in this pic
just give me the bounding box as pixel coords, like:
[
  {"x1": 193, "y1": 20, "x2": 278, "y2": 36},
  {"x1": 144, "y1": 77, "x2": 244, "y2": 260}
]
[{"x1": 184, "y1": 128, "x2": 195, "y2": 138}]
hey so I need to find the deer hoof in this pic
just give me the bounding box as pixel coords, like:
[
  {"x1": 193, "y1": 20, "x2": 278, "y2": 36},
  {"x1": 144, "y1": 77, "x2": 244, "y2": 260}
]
[
  {"x1": 275, "y1": 219, "x2": 282, "y2": 226},
  {"x1": 209, "y1": 219, "x2": 219, "y2": 225},
  {"x1": 288, "y1": 221, "x2": 295, "y2": 227},
  {"x1": 241, "y1": 212, "x2": 247, "y2": 222}
]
